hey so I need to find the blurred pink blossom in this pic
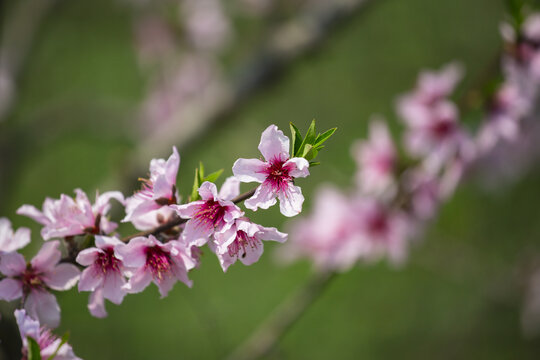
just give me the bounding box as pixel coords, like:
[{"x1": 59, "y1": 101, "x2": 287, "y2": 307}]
[
  {"x1": 181, "y1": 0, "x2": 232, "y2": 52},
  {"x1": 352, "y1": 117, "x2": 396, "y2": 197}
]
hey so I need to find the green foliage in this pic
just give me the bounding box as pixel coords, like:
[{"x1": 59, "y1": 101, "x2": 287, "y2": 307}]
[
  {"x1": 190, "y1": 162, "x2": 224, "y2": 201},
  {"x1": 506, "y1": 0, "x2": 526, "y2": 29},
  {"x1": 27, "y1": 337, "x2": 42, "y2": 360},
  {"x1": 47, "y1": 332, "x2": 70, "y2": 360},
  {"x1": 289, "y1": 120, "x2": 337, "y2": 166}
]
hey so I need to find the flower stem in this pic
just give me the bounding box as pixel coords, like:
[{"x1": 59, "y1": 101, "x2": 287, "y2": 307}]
[{"x1": 226, "y1": 271, "x2": 337, "y2": 360}]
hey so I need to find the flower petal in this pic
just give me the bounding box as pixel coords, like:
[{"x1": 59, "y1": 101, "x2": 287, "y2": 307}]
[
  {"x1": 198, "y1": 181, "x2": 219, "y2": 201},
  {"x1": 76, "y1": 248, "x2": 100, "y2": 267},
  {"x1": 239, "y1": 243, "x2": 264, "y2": 266},
  {"x1": 24, "y1": 290, "x2": 60, "y2": 328},
  {"x1": 95, "y1": 235, "x2": 124, "y2": 250},
  {"x1": 232, "y1": 158, "x2": 267, "y2": 183},
  {"x1": 78, "y1": 266, "x2": 103, "y2": 292},
  {"x1": 256, "y1": 225, "x2": 288, "y2": 243},
  {"x1": 277, "y1": 184, "x2": 304, "y2": 217},
  {"x1": 124, "y1": 268, "x2": 152, "y2": 294},
  {"x1": 172, "y1": 201, "x2": 204, "y2": 219},
  {"x1": 115, "y1": 237, "x2": 150, "y2": 267},
  {"x1": 16, "y1": 205, "x2": 49, "y2": 226},
  {"x1": 15, "y1": 309, "x2": 40, "y2": 344},
  {"x1": 0, "y1": 251, "x2": 26, "y2": 276},
  {"x1": 181, "y1": 219, "x2": 212, "y2": 247},
  {"x1": 286, "y1": 157, "x2": 310, "y2": 178},
  {"x1": 244, "y1": 184, "x2": 277, "y2": 212},
  {"x1": 218, "y1": 177, "x2": 241, "y2": 201},
  {"x1": 31, "y1": 241, "x2": 61, "y2": 272},
  {"x1": 102, "y1": 272, "x2": 126, "y2": 304},
  {"x1": 43, "y1": 263, "x2": 80, "y2": 291},
  {"x1": 258, "y1": 125, "x2": 290, "y2": 162},
  {"x1": 88, "y1": 288, "x2": 107, "y2": 318},
  {"x1": 94, "y1": 191, "x2": 125, "y2": 215},
  {"x1": 0, "y1": 278, "x2": 22, "y2": 300}
]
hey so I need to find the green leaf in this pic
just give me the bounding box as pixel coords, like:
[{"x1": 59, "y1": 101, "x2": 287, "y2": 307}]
[
  {"x1": 27, "y1": 337, "x2": 42, "y2": 360},
  {"x1": 289, "y1": 122, "x2": 303, "y2": 157},
  {"x1": 190, "y1": 168, "x2": 201, "y2": 201},
  {"x1": 47, "y1": 332, "x2": 70, "y2": 360},
  {"x1": 198, "y1": 162, "x2": 205, "y2": 181},
  {"x1": 304, "y1": 146, "x2": 319, "y2": 162},
  {"x1": 203, "y1": 169, "x2": 224, "y2": 183},
  {"x1": 309, "y1": 161, "x2": 321, "y2": 167},
  {"x1": 314, "y1": 127, "x2": 337, "y2": 147},
  {"x1": 304, "y1": 119, "x2": 317, "y2": 144},
  {"x1": 301, "y1": 144, "x2": 313, "y2": 158},
  {"x1": 297, "y1": 120, "x2": 316, "y2": 158}
]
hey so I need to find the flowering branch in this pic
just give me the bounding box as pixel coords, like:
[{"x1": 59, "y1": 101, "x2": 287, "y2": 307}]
[{"x1": 0, "y1": 121, "x2": 335, "y2": 359}]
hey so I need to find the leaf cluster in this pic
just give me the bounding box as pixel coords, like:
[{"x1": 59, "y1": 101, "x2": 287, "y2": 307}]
[
  {"x1": 190, "y1": 162, "x2": 223, "y2": 201},
  {"x1": 289, "y1": 120, "x2": 337, "y2": 167}
]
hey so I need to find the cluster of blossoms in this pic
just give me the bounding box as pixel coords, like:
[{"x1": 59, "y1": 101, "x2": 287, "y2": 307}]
[
  {"x1": 0, "y1": 123, "x2": 333, "y2": 359},
  {"x1": 283, "y1": 13, "x2": 540, "y2": 275}
]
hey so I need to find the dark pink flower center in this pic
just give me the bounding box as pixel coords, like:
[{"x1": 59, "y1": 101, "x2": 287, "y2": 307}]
[
  {"x1": 430, "y1": 118, "x2": 455, "y2": 140},
  {"x1": 95, "y1": 248, "x2": 122, "y2": 274},
  {"x1": 373, "y1": 153, "x2": 394, "y2": 175},
  {"x1": 145, "y1": 246, "x2": 173, "y2": 280},
  {"x1": 366, "y1": 210, "x2": 389, "y2": 239},
  {"x1": 227, "y1": 230, "x2": 261, "y2": 258},
  {"x1": 21, "y1": 266, "x2": 45, "y2": 294},
  {"x1": 262, "y1": 157, "x2": 294, "y2": 193},
  {"x1": 194, "y1": 200, "x2": 226, "y2": 230}
]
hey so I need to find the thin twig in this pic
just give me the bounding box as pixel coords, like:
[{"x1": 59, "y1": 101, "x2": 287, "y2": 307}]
[{"x1": 226, "y1": 271, "x2": 337, "y2": 360}]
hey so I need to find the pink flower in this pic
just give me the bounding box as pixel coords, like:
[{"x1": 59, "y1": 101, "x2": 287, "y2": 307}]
[
  {"x1": 283, "y1": 186, "x2": 364, "y2": 272},
  {"x1": 172, "y1": 178, "x2": 243, "y2": 248},
  {"x1": 15, "y1": 309, "x2": 81, "y2": 360},
  {"x1": 476, "y1": 82, "x2": 529, "y2": 153},
  {"x1": 396, "y1": 64, "x2": 470, "y2": 173},
  {"x1": 352, "y1": 117, "x2": 396, "y2": 196},
  {"x1": 181, "y1": 0, "x2": 231, "y2": 51},
  {"x1": 17, "y1": 189, "x2": 124, "y2": 240},
  {"x1": 76, "y1": 236, "x2": 129, "y2": 318},
  {"x1": 403, "y1": 169, "x2": 442, "y2": 220},
  {"x1": 0, "y1": 217, "x2": 30, "y2": 253},
  {"x1": 397, "y1": 63, "x2": 463, "y2": 119},
  {"x1": 232, "y1": 125, "x2": 310, "y2": 217},
  {"x1": 0, "y1": 241, "x2": 80, "y2": 328},
  {"x1": 123, "y1": 147, "x2": 180, "y2": 228},
  {"x1": 211, "y1": 218, "x2": 287, "y2": 272},
  {"x1": 352, "y1": 198, "x2": 412, "y2": 264},
  {"x1": 116, "y1": 236, "x2": 196, "y2": 297}
]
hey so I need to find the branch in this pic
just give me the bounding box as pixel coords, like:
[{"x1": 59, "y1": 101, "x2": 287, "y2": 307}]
[{"x1": 226, "y1": 271, "x2": 337, "y2": 360}]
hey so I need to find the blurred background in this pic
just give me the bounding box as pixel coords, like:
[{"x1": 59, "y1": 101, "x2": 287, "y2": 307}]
[{"x1": 2, "y1": 0, "x2": 540, "y2": 358}]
